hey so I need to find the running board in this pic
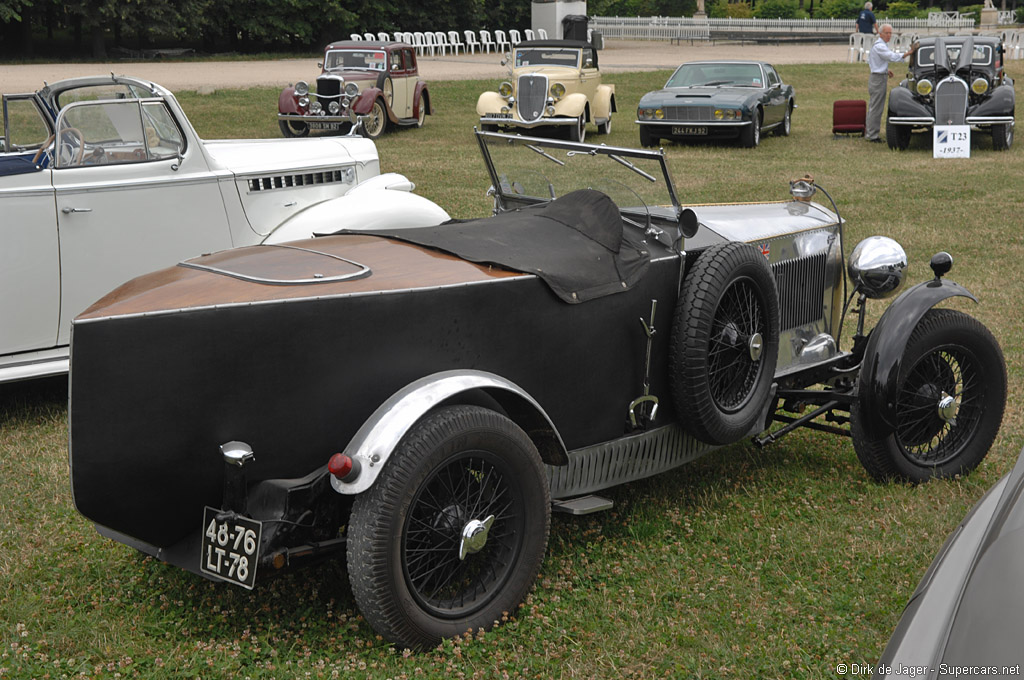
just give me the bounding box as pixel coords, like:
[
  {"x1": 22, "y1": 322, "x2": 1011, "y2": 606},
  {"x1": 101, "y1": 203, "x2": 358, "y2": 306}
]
[
  {"x1": 552, "y1": 495, "x2": 614, "y2": 515},
  {"x1": 0, "y1": 354, "x2": 69, "y2": 384}
]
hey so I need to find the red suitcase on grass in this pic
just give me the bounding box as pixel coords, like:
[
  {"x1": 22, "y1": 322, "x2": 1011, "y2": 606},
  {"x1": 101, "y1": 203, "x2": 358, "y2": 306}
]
[{"x1": 832, "y1": 100, "x2": 866, "y2": 137}]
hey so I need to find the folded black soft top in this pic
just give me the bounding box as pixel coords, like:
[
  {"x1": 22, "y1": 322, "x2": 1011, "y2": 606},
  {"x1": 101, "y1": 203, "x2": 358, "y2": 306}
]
[{"x1": 336, "y1": 189, "x2": 651, "y2": 304}]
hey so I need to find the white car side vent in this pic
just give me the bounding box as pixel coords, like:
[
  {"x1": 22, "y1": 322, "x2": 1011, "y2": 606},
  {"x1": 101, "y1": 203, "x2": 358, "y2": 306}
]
[{"x1": 247, "y1": 167, "x2": 355, "y2": 192}]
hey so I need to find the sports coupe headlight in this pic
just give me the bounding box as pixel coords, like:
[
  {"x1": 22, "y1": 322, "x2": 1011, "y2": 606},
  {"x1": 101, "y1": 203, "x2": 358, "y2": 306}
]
[
  {"x1": 499, "y1": 81, "x2": 513, "y2": 97},
  {"x1": 715, "y1": 109, "x2": 739, "y2": 120},
  {"x1": 550, "y1": 82, "x2": 566, "y2": 99},
  {"x1": 971, "y1": 77, "x2": 989, "y2": 95},
  {"x1": 654, "y1": 108, "x2": 664, "y2": 120},
  {"x1": 848, "y1": 236, "x2": 908, "y2": 299},
  {"x1": 916, "y1": 79, "x2": 933, "y2": 96},
  {"x1": 295, "y1": 81, "x2": 309, "y2": 97},
  {"x1": 344, "y1": 82, "x2": 359, "y2": 97}
]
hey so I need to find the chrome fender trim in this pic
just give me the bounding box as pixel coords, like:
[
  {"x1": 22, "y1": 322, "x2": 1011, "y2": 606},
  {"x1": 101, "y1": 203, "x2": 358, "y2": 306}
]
[{"x1": 330, "y1": 370, "x2": 567, "y2": 495}]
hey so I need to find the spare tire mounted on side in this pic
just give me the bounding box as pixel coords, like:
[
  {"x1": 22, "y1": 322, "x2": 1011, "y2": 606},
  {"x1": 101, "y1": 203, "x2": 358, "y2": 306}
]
[{"x1": 669, "y1": 241, "x2": 780, "y2": 445}]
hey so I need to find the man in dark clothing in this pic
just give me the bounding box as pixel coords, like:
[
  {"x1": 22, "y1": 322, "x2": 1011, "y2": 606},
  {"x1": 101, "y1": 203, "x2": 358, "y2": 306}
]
[{"x1": 857, "y1": 2, "x2": 877, "y2": 33}]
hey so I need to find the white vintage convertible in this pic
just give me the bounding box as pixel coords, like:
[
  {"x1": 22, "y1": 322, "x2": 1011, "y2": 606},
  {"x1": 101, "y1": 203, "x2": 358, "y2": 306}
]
[{"x1": 0, "y1": 75, "x2": 449, "y2": 383}]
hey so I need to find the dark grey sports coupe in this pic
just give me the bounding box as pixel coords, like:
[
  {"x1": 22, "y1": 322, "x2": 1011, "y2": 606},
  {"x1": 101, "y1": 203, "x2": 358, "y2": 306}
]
[{"x1": 636, "y1": 60, "x2": 795, "y2": 148}]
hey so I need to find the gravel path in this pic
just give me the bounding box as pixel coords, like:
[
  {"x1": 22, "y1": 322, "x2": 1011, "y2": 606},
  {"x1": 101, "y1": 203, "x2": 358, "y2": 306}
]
[{"x1": 4, "y1": 40, "x2": 850, "y2": 92}]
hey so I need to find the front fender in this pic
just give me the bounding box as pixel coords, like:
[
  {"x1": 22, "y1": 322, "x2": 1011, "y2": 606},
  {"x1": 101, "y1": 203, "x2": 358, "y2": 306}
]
[
  {"x1": 477, "y1": 91, "x2": 506, "y2": 116},
  {"x1": 857, "y1": 278, "x2": 978, "y2": 439},
  {"x1": 278, "y1": 86, "x2": 300, "y2": 115},
  {"x1": 553, "y1": 92, "x2": 588, "y2": 118},
  {"x1": 352, "y1": 88, "x2": 381, "y2": 115},
  {"x1": 593, "y1": 84, "x2": 616, "y2": 119},
  {"x1": 262, "y1": 182, "x2": 451, "y2": 244},
  {"x1": 888, "y1": 87, "x2": 932, "y2": 118},
  {"x1": 330, "y1": 370, "x2": 568, "y2": 495},
  {"x1": 969, "y1": 85, "x2": 1015, "y2": 118}
]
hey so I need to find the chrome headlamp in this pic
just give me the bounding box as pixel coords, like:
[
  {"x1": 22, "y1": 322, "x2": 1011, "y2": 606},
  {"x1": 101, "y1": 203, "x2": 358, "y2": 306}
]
[
  {"x1": 295, "y1": 81, "x2": 309, "y2": 97},
  {"x1": 916, "y1": 78, "x2": 933, "y2": 96},
  {"x1": 344, "y1": 82, "x2": 359, "y2": 97},
  {"x1": 848, "y1": 236, "x2": 908, "y2": 299},
  {"x1": 499, "y1": 81, "x2": 513, "y2": 97},
  {"x1": 310, "y1": 101, "x2": 323, "y2": 115},
  {"x1": 328, "y1": 101, "x2": 341, "y2": 114},
  {"x1": 550, "y1": 82, "x2": 566, "y2": 99},
  {"x1": 971, "y1": 77, "x2": 989, "y2": 95}
]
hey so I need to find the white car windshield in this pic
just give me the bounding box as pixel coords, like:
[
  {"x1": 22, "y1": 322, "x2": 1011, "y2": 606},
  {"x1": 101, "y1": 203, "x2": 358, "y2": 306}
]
[
  {"x1": 666, "y1": 63, "x2": 765, "y2": 88},
  {"x1": 325, "y1": 50, "x2": 387, "y2": 71},
  {"x1": 515, "y1": 48, "x2": 580, "y2": 68}
]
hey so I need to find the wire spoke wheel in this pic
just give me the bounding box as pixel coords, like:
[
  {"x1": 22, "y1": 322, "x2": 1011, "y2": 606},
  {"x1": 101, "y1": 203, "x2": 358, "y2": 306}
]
[
  {"x1": 403, "y1": 451, "x2": 523, "y2": 617},
  {"x1": 707, "y1": 278, "x2": 764, "y2": 413}
]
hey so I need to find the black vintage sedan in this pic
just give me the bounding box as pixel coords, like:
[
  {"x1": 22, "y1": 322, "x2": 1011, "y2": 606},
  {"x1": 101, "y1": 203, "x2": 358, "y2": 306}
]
[
  {"x1": 636, "y1": 60, "x2": 795, "y2": 148},
  {"x1": 887, "y1": 36, "x2": 1015, "y2": 151},
  {"x1": 69, "y1": 132, "x2": 1004, "y2": 651}
]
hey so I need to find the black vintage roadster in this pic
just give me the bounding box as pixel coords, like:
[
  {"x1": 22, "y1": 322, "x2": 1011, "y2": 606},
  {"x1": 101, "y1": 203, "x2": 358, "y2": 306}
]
[{"x1": 69, "y1": 132, "x2": 1006, "y2": 650}]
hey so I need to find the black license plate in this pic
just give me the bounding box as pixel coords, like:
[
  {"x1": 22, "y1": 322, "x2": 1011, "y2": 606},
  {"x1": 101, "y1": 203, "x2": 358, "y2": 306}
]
[
  {"x1": 672, "y1": 125, "x2": 708, "y2": 135},
  {"x1": 309, "y1": 121, "x2": 343, "y2": 130},
  {"x1": 200, "y1": 507, "x2": 261, "y2": 589}
]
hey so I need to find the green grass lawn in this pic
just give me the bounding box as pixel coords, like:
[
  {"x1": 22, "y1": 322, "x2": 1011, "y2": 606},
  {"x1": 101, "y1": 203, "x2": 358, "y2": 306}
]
[{"x1": 2, "y1": 60, "x2": 1022, "y2": 679}]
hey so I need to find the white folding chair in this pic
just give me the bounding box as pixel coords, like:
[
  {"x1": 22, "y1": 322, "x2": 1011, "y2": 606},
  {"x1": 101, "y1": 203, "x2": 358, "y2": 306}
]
[
  {"x1": 422, "y1": 31, "x2": 436, "y2": 56},
  {"x1": 848, "y1": 33, "x2": 864, "y2": 62},
  {"x1": 448, "y1": 30, "x2": 465, "y2": 54},
  {"x1": 413, "y1": 31, "x2": 426, "y2": 55},
  {"x1": 378, "y1": 32, "x2": 391, "y2": 41},
  {"x1": 524, "y1": 29, "x2": 536, "y2": 41},
  {"x1": 433, "y1": 31, "x2": 449, "y2": 56},
  {"x1": 537, "y1": 28, "x2": 548, "y2": 40},
  {"x1": 509, "y1": 29, "x2": 522, "y2": 46},
  {"x1": 464, "y1": 30, "x2": 480, "y2": 54},
  {"x1": 363, "y1": 33, "x2": 376, "y2": 41},
  {"x1": 479, "y1": 29, "x2": 495, "y2": 53},
  {"x1": 494, "y1": 29, "x2": 511, "y2": 53},
  {"x1": 350, "y1": 33, "x2": 363, "y2": 41}
]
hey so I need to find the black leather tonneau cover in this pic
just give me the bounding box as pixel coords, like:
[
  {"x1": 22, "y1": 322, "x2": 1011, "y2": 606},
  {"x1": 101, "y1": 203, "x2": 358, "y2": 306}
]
[{"x1": 337, "y1": 189, "x2": 650, "y2": 304}]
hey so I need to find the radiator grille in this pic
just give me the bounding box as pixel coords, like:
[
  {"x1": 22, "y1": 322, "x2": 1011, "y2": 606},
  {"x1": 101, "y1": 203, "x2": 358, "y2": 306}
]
[
  {"x1": 771, "y1": 252, "x2": 827, "y2": 331},
  {"x1": 316, "y1": 75, "x2": 342, "y2": 99},
  {"x1": 516, "y1": 74, "x2": 548, "y2": 123},
  {"x1": 934, "y1": 78, "x2": 968, "y2": 125},
  {"x1": 247, "y1": 168, "x2": 352, "y2": 192},
  {"x1": 664, "y1": 105, "x2": 715, "y2": 121}
]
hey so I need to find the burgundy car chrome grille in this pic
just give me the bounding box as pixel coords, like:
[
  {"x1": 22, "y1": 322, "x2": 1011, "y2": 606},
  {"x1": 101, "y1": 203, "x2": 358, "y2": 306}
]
[
  {"x1": 771, "y1": 252, "x2": 827, "y2": 331},
  {"x1": 517, "y1": 74, "x2": 548, "y2": 123},
  {"x1": 935, "y1": 78, "x2": 968, "y2": 125}
]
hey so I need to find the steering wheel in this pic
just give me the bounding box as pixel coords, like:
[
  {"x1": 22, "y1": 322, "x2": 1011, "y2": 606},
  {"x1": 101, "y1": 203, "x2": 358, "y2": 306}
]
[{"x1": 31, "y1": 127, "x2": 85, "y2": 166}]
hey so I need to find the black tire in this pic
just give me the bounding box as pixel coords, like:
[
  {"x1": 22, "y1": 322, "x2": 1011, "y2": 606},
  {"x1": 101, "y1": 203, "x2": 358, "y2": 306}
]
[
  {"x1": 992, "y1": 122, "x2": 1013, "y2": 151},
  {"x1": 886, "y1": 119, "x2": 911, "y2": 150},
  {"x1": 278, "y1": 119, "x2": 309, "y2": 138},
  {"x1": 850, "y1": 309, "x2": 1006, "y2": 483},
  {"x1": 567, "y1": 114, "x2": 586, "y2": 143},
  {"x1": 347, "y1": 405, "x2": 550, "y2": 650},
  {"x1": 639, "y1": 126, "x2": 657, "y2": 148},
  {"x1": 775, "y1": 102, "x2": 792, "y2": 136},
  {"x1": 415, "y1": 94, "x2": 426, "y2": 128},
  {"x1": 669, "y1": 242, "x2": 780, "y2": 445},
  {"x1": 360, "y1": 99, "x2": 388, "y2": 140},
  {"x1": 597, "y1": 117, "x2": 611, "y2": 135},
  {"x1": 740, "y1": 108, "x2": 761, "y2": 148}
]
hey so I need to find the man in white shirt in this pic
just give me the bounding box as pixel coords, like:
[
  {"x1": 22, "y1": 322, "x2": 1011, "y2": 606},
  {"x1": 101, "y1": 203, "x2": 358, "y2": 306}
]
[{"x1": 866, "y1": 24, "x2": 917, "y2": 142}]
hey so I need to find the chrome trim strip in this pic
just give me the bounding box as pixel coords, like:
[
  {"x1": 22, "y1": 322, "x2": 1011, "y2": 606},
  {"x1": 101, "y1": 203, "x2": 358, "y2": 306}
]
[
  {"x1": 479, "y1": 115, "x2": 576, "y2": 128},
  {"x1": 888, "y1": 117, "x2": 936, "y2": 125},
  {"x1": 635, "y1": 120, "x2": 753, "y2": 127},
  {"x1": 177, "y1": 244, "x2": 372, "y2": 285},
  {"x1": 548, "y1": 424, "x2": 712, "y2": 499},
  {"x1": 966, "y1": 116, "x2": 1015, "y2": 124},
  {"x1": 278, "y1": 114, "x2": 353, "y2": 124},
  {"x1": 331, "y1": 370, "x2": 566, "y2": 495}
]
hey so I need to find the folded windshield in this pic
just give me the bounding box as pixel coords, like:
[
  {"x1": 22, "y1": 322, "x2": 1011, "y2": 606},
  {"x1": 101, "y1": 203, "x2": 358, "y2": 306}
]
[{"x1": 475, "y1": 130, "x2": 682, "y2": 239}]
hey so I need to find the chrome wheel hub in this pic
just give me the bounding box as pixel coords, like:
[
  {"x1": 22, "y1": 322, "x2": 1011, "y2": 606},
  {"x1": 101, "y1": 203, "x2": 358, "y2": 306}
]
[
  {"x1": 458, "y1": 514, "x2": 495, "y2": 560},
  {"x1": 748, "y1": 332, "x2": 764, "y2": 361},
  {"x1": 937, "y1": 391, "x2": 959, "y2": 424}
]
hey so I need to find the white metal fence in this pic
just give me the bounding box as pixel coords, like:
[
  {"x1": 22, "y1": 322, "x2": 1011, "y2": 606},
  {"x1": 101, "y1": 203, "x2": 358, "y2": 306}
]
[{"x1": 591, "y1": 14, "x2": 992, "y2": 41}]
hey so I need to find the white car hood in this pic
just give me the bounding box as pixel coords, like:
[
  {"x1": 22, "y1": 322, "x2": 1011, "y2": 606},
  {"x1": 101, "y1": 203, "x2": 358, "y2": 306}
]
[{"x1": 202, "y1": 136, "x2": 379, "y2": 174}]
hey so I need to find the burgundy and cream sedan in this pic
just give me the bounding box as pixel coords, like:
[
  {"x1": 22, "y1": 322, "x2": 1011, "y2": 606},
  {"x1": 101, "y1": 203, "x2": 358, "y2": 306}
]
[{"x1": 278, "y1": 41, "x2": 432, "y2": 140}]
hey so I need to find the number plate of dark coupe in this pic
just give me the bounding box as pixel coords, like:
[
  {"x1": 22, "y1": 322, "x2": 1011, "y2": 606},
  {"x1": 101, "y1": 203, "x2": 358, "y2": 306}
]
[
  {"x1": 673, "y1": 125, "x2": 708, "y2": 135},
  {"x1": 200, "y1": 507, "x2": 261, "y2": 589}
]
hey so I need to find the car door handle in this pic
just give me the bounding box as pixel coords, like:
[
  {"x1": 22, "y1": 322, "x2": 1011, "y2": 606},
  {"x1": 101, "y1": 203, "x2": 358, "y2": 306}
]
[{"x1": 61, "y1": 207, "x2": 92, "y2": 214}]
